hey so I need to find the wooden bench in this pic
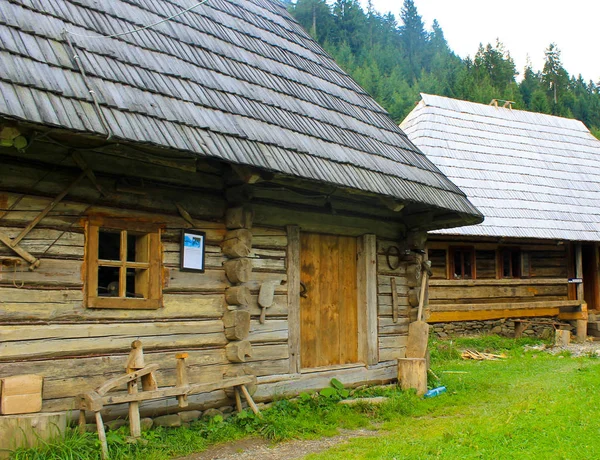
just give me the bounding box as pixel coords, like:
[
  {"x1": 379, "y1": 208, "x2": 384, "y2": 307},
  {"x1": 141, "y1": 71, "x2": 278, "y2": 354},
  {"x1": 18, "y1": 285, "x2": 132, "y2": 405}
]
[{"x1": 77, "y1": 341, "x2": 259, "y2": 460}]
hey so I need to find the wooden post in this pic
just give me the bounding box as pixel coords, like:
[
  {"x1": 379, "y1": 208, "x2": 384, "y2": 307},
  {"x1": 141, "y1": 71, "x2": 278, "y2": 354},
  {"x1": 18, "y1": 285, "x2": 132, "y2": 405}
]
[
  {"x1": 287, "y1": 225, "x2": 301, "y2": 374},
  {"x1": 514, "y1": 321, "x2": 527, "y2": 338},
  {"x1": 575, "y1": 243, "x2": 587, "y2": 342},
  {"x1": 357, "y1": 234, "x2": 378, "y2": 365},
  {"x1": 176, "y1": 352, "x2": 189, "y2": 408},
  {"x1": 391, "y1": 277, "x2": 399, "y2": 323},
  {"x1": 78, "y1": 410, "x2": 86, "y2": 434},
  {"x1": 128, "y1": 380, "x2": 141, "y2": 438},
  {"x1": 234, "y1": 387, "x2": 243, "y2": 413}
]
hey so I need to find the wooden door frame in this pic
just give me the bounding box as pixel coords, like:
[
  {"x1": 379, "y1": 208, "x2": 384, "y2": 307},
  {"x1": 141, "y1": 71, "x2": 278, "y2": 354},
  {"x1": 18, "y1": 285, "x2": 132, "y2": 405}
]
[{"x1": 286, "y1": 227, "x2": 378, "y2": 374}]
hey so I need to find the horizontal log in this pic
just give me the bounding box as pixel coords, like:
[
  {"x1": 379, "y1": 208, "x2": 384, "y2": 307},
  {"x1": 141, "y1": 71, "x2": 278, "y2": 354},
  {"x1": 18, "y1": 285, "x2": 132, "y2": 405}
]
[
  {"x1": 379, "y1": 335, "x2": 408, "y2": 351},
  {"x1": 430, "y1": 300, "x2": 583, "y2": 313},
  {"x1": 247, "y1": 319, "x2": 288, "y2": 343},
  {"x1": 378, "y1": 317, "x2": 410, "y2": 335},
  {"x1": 429, "y1": 284, "x2": 567, "y2": 301},
  {"x1": 0, "y1": 347, "x2": 277, "y2": 403},
  {"x1": 166, "y1": 268, "x2": 287, "y2": 293},
  {"x1": 253, "y1": 203, "x2": 403, "y2": 240},
  {"x1": 429, "y1": 278, "x2": 569, "y2": 287},
  {"x1": 0, "y1": 292, "x2": 224, "y2": 322},
  {"x1": 0, "y1": 320, "x2": 227, "y2": 360},
  {"x1": 0, "y1": 259, "x2": 82, "y2": 287},
  {"x1": 427, "y1": 308, "x2": 561, "y2": 323},
  {"x1": 0, "y1": 161, "x2": 225, "y2": 220},
  {"x1": 253, "y1": 362, "x2": 397, "y2": 402}
]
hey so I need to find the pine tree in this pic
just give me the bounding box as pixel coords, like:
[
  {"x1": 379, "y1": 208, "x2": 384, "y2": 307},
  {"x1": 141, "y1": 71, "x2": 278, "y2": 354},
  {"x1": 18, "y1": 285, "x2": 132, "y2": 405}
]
[
  {"x1": 542, "y1": 43, "x2": 569, "y2": 113},
  {"x1": 399, "y1": 0, "x2": 428, "y2": 83}
]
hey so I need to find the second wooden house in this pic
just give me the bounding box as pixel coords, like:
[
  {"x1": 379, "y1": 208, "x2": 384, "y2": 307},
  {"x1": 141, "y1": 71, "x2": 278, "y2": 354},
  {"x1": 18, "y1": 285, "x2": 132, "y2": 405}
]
[{"x1": 401, "y1": 94, "x2": 600, "y2": 339}]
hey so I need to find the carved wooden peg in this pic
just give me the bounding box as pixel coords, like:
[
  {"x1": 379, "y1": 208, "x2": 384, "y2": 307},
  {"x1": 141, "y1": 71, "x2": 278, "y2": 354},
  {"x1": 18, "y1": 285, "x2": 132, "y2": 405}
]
[
  {"x1": 126, "y1": 340, "x2": 145, "y2": 372},
  {"x1": 223, "y1": 310, "x2": 251, "y2": 340},
  {"x1": 226, "y1": 340, "x2": 253, "y2": 363}
]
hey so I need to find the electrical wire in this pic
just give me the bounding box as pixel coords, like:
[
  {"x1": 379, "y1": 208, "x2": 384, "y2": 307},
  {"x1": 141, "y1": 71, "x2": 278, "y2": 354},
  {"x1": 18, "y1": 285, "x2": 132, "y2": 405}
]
[{"x1": 64, "y1": 0, "x2": 210, "y2": 40}]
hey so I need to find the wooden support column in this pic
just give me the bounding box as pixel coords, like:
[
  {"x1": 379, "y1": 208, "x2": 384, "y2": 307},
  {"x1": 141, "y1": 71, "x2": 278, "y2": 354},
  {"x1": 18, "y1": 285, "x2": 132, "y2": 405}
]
[
  {"x1": 357, "y1": 234, "x2": 378, "y2": 365},
  {"x1": 575, "y1": 243, "x2": 587, "y2": 342},
  {"x1": 287, "y1": 225, "x2": 301, "y2": 374}
]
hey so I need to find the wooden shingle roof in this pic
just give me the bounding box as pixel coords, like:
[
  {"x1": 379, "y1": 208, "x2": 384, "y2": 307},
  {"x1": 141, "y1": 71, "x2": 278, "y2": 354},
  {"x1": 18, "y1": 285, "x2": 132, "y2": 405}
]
[
  {"x1": 0, "y1": 0, "x2": 481, "y2": 221},
  {"x1": 401, "y1": 94, "x2": 600, "y2": 241}
]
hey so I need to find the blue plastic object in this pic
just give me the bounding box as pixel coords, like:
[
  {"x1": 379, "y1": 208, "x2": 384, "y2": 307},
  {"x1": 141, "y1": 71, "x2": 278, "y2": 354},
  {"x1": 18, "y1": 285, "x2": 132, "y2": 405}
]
[{"x1": 424, "y1": 386, "x2": 447, "y2": 398}]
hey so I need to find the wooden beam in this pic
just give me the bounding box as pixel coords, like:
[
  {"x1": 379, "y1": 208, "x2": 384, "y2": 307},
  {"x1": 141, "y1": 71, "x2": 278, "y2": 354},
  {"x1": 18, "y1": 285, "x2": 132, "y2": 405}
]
[
  {"x1": 0, "y1": 230, "x2": 40, "y2": 269},
  {"x1": 11, "y1": 171, "x2": 87, "y2": 247},
  {"x1": 286, "y1": 225, "x2": 301, "y2": 374},
  {"x1": 428, "y1": 308, "x2": 561, "y2": 323},
  {"x1": 430, "y1": 300, "x2": 583, "y2": 313},
  {"x1": 357, "y1": 234, "x2": 378, "y2": 365},
  {"x1": 575, "y1": 243, "x2": 584, "y2": 301},
  {"x1": 430, "y1": 278, "x2": 570, "y2": 287}
]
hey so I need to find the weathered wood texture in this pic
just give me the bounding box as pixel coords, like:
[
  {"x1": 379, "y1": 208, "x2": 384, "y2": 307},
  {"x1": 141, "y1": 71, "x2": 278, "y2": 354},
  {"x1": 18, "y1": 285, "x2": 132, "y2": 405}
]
[
  {"x1": 0, "y1": 152, "x2": 291, "y2": 414},
  {"x1": 376, "y1": 239, "x2": 410, "y2": 362},
  {"x1": 300, "y1": 233, "x2": 358, "y2": 368},
  {"x1": 0, "y1": 152, "x2": 414, "y2": 418}
]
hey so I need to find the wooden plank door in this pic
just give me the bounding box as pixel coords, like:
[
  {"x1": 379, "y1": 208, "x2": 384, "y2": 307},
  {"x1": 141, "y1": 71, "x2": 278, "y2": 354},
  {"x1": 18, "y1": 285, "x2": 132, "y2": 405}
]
[{"x1": 300, "y1": 233, "x2": 358, "y2": 368}]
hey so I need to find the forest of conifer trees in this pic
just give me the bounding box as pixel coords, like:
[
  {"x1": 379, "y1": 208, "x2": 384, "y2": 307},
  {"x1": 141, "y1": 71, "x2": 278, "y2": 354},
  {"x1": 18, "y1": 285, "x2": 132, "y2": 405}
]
[{"x1": 288, "y1": 0, "x2": 600, "y2": 138}]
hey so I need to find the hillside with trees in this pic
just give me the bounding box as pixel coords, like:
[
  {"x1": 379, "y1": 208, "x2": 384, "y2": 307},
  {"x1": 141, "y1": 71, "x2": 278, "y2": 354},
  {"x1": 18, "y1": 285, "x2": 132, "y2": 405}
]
[{"x1": 288, "y1": 0, "x2": 600, "y2": 137}]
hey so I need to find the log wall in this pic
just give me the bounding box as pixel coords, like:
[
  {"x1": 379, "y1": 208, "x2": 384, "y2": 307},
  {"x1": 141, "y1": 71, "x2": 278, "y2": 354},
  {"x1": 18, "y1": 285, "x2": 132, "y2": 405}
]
[
  {"x1": 425, "y1": 237, "x2": 581, "y2": 324},
  {"x1": 0, "y1": 142, "x2": 409, "y2": 417}
]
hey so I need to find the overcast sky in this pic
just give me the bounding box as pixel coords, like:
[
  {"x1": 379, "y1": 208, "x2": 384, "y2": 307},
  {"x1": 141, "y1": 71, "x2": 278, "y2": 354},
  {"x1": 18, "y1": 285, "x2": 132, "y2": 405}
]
[{"x1": 361, "y1": 0, "x2": 600, "y2": 82}]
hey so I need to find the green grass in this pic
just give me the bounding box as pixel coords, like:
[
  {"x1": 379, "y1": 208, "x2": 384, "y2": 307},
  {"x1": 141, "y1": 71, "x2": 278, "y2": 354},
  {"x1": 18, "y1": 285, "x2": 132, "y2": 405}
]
[
  {"x1": 308, "y1": 336, "x2": 600, "y2": 459},
  {"x1": 14, "y1": 335, "x2": 600, "y2": 460}
]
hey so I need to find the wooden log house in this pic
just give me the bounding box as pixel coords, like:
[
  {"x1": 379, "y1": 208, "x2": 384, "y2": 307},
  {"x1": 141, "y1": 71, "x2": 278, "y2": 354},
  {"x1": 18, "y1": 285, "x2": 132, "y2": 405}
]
[
  {"x1": 0, "y1": 1, "x2": 482, "y2": 420},
  {"x1": 401, "y1": 94, "x2": 600, "y2": 338}
]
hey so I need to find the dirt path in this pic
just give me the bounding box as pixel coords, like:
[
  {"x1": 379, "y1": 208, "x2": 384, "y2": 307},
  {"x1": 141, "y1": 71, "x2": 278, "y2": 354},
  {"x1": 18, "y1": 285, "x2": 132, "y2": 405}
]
[{"x1": 177, "y1": 427, "x2": 382, "y2": 460}]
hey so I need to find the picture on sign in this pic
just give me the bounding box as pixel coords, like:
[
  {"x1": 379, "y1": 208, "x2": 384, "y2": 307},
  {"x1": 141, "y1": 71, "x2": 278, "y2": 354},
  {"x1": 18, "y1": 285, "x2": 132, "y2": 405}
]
[{"x1": 181, "y1": 230, "x2": 206, "y2": 272}]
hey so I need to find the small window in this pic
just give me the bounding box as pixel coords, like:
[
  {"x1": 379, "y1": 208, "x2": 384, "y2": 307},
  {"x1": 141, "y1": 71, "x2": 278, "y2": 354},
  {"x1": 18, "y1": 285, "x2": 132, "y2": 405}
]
[
  {"x1": 86, "y1": 218, "x2": 162, "y2": 309},
  {"x1": 450, "y1": 247, "x2": 475, "y2": 279},
  {"x1": 501, "y1": 248, "x2": 530, "y2": 278}
]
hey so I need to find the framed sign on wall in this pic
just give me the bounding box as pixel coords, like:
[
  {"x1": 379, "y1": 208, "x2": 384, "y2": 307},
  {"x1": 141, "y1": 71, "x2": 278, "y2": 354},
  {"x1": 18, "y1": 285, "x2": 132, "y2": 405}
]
[{"x1": 181, "y1": 230, "x2": 206, "y2": 272}]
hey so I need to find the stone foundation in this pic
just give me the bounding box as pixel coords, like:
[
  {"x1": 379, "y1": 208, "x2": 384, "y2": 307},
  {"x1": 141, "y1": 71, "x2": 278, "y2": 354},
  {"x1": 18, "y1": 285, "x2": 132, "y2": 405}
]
[{"x1": 431, "y1": 318, "x2": 574, "y2": 339}]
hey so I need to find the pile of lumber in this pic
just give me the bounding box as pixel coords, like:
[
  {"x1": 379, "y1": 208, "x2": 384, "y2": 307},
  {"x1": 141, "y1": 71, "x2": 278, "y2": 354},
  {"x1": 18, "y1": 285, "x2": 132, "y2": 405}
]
[{"x1": 461, "y1": 349, "x2": 506, "y2": 361}]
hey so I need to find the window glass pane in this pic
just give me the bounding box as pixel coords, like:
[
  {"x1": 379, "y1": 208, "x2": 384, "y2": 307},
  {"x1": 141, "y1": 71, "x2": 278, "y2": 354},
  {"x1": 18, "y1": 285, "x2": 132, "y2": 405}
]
[
  {"x1": 503, "y1": 251, "x2": 511, "y2": 277},
  {"x1": 98, "y1": 266, "x2": 120, "y2": 297},
  {"x1": 98, "y1": 230, "x2": 121, "y2": 260},
  {"x1": 522, "y1": 252, "x2": 531, "y2": 278},
  {"x1": 126, "y1": 233, "x2": 137, "y2": 262},
  {"x1": 453, "y1": 250, "x2": 462, "y2": 278},
  {"x1": 463, "y1": 251, "x2": 472, "y2": 278},
  {"x1": 126, "y1": 268, "x2": 143, "y2": 298},
  {"x1": 512, "y1": 251, "x2": 521, "y2": 278}
]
